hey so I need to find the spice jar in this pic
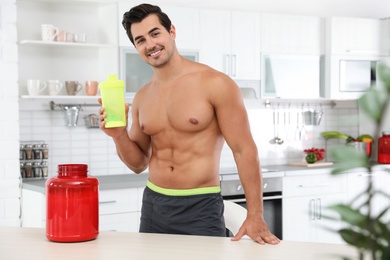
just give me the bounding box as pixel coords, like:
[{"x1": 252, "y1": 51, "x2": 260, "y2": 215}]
[
  {"x1": 41, "y1": 144, "x2": 49, "y2": 159},
  {"x1": 378, "y1": 131, "x2": 390, "y2": 164},
  {"x1": 32, "y1": 162, "x2": 42, "y2": 177},
  {"x1": 32, "y1": 144, "x2": 42, "y2": 160},
  {"x1": 41, "y1": 161, "x2": 48, "y2": 178},
  {"x1": 46, "y1": 164, "x2": 99, "y2": 242},
  {"x1": 24, "y1": 162, "x2": 32, "y2": 178},
  {"x1": 24, "y1": 144, "x2": 33, "y2": 160},
  {"x1": 20, "y1": 144, "x2": 25, "y2": 160}
]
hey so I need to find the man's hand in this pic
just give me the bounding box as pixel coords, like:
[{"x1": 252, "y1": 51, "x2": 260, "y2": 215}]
[
  {"x1": 231, "y1": 215, "x2": 281, "y2": 245},
  {"x1": 98, "y1": 98, "x2": 129, "y2": 140}
]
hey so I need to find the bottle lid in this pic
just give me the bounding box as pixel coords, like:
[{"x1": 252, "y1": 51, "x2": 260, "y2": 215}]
[
  {"x1": 58, "y1": 164, "x2": 88, "y2": 177},
  {"x1": 99, "y1": 74, "x2": 124, "y2": 89}
]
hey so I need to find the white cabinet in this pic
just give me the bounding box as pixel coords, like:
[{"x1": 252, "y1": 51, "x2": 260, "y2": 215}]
[
  {"x1": 327, "y1": 17, "x2": 385, "y2": 55},
  {"x1": 21, "y1": 187, "x2": 144, "y2": 232},
  {"x1": 118, "y1": 3, "x2": 200, "y2": 51},
  {"x1": 17, "y1": 0, "x2": 118, "y2": 96},
  {"x1": 283, "y1": 172, "x2": 347, "y2": 244},
  {"x1": 347, "y1": 168, "x2": 390, "y2": 223},
  {"x1": 261, "y1": 14, "x2": 324, "y2": 55},
  {"x1": 199, "y1": 10, "x2": 261, "y2": 80}
]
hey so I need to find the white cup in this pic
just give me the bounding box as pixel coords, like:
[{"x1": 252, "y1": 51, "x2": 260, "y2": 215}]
[
  {"x1": 27, "y1": 79, "x2": 47, "y2": 96},
  {"x1": 47, "y1": 80, "x2": 63, "y2": 96},
  {"x1": 41, "y1": 24, "x2": 59, "y2": 41}
]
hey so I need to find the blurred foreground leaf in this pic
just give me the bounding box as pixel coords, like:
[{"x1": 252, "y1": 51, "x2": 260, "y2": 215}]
[{"x1": 329, "y1": 146, "x2": 369, "y2": 175}]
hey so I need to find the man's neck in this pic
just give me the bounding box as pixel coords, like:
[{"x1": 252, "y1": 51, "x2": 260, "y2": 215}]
[{"x1": 152, "y1": 52, "x2": 184, "y2": 83}]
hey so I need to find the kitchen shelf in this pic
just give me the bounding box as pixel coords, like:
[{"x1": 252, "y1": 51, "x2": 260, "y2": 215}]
[{"x1": 19, "y1": 40, "x2": 115, "y2": 48}]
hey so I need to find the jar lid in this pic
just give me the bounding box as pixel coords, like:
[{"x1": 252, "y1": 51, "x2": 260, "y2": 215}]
[
  {"x1": 58, "y1": 164, "x2": 88, "y2": 177},
  {"x1": 383, "y1": 131, "x2": 390, "y2": 135}
]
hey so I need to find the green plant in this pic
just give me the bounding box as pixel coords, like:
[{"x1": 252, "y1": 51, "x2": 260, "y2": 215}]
[{"x1": 326, "y1": 62, "x2": 390, "y2": 260}]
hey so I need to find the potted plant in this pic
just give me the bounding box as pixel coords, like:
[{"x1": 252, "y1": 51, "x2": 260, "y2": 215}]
[{"x1": 325, "y1": 62, "x2": 390, "y2": 259}]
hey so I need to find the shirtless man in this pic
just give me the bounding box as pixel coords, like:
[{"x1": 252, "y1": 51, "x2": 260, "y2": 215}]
[{"x1": 99, "y1": 3, "x2": 280, "y2": 245}]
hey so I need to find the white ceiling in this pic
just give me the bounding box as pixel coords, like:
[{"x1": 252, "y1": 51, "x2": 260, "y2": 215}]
[{"x1": 149, "y1": 0, "x2": 390, "y2": 19}]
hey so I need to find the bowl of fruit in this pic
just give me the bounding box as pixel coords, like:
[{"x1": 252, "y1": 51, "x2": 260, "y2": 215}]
[
  {"x1": 321, "y1": 131, "x2": 373, "y2": 158},
  {"x1": 304, "y1": 147, "x2": 326, "y2": 164}
]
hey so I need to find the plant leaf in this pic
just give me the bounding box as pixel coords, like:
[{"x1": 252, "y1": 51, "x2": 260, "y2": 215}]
[
  {"x1": 382, "y1": 246, "x2": 390, "y2": 260},
  {"x1": 378, "y1": 62, "x2": 390, "y2": 93},
  {"x1": 338, "y1": 228, "x2": 372, "y2": 249},
  {"x1": 329, "y1": 146, "x2": 369, "y2": 175},
  {"x1": 358, "y1": 88, "x2": 387, "y2": 124},
  {"x1": 327, "y1": 204, "x2": 366, "y2": 226}
]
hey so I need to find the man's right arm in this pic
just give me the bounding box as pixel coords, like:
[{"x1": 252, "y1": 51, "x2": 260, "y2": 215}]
[{"x1": 99, "y1": 98, "x2": 151, "y2": 173}]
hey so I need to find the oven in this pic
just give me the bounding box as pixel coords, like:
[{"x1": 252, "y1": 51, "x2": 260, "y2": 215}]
[{"x1": 220, "y1": 174, "x2": 283, "y2": 239}]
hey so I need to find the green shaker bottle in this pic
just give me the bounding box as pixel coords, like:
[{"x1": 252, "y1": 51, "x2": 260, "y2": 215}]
[{"x1": 99, "y1": 74, "x2": 126, "y2": 128}]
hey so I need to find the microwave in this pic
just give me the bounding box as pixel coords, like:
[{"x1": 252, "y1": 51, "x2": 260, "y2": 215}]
[{"x1": 120, "y1": 47, "x2": 198, "y2": 96}]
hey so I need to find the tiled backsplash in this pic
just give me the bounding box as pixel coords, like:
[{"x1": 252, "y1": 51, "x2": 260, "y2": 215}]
[{"x1": 20, "y1": 100, "x2": 360, "y2": 177}]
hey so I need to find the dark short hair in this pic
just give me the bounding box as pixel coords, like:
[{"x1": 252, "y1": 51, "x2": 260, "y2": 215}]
[{"x1": 122, "y1": 4, "x2": 172, "y2": 45}]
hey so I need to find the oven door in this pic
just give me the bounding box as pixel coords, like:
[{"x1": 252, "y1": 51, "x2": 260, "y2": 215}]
[{"x1": 223, "y1": 192, "x2": 283, "y2": 239}]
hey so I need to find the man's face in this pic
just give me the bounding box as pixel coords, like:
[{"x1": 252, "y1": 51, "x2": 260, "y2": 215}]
[{"x1": 131, "y1": 14, "x2": 176, "y2": 68}]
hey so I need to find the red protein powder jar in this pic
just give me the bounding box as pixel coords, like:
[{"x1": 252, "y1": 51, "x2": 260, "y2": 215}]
[
  {"x1": 46, "y1": 164, "x2": 99, "y2": 242},
  {"x1": 378, "y1": 131, "x2": 390, "y2": 164}
]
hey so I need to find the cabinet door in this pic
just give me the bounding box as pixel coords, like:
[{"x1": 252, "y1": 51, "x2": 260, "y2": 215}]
[
  {"x1": 283, "y1": 196, "x2": 312, "y2": 242},
  {"x1": 199, "y1": 10, "x2": 231, "y2": 74},
  {"x1": 283, "y1": 194, "x2": 345, "y2": 243},
  {"x1": 347, "y1": 170, "x2": 390, "y2": 222},
  {"x1": 329, "y1": 17, "x2": 382, "y2": 55},
  {"x1": 231, "y1": 11, "x2": 261, "y2": 79},
  {"x1": 162, "y1": 6, "x2": 200, "y2": 51},
  {"x1": 261, "y1": 14, "x2": 323, "y2": 54}
]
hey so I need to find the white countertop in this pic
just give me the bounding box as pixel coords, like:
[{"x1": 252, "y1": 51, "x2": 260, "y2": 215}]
[{"x1": 0, "y1": 227, "x2": 358, "y2": 260}]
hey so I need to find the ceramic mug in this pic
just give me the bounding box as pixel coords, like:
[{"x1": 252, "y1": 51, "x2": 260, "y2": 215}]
[
  {"x1": 55, "y1": 30, "x2": 67, "y2": 42},
  {"x1": 41, "y1": 24, "x2": 59, "y2": 41},
  {"x1": 47, "y1": 80, "x2": 63, "y2": 96},
  {"x1": 27, "y1": 79, "x2": 47, "y2": 96},
  {"x1": 85, "y1": 81, "x2": 99, "y2": 96},
  {"x1": 65, "y1": 81, "x2": 83, "y2": 95}
]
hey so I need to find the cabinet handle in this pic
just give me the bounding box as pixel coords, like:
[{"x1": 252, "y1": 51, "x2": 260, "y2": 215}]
[
  {"x1": 231, "y1": 54, "x2": 236, "y2": 77},
  {"x1": 224, "y1": 55, "x2": 230, "y2": 75},
  {"x1": 310, "y1": 199, "x2": 315, "y2": 220},
  {"x1": 298, "y1": 183, "x2": 330, "y2": 188},
  {"x1": 316, "y1": 198, "x2": 321, "y2": 219},
  {"x1": 99, "y1": 200, "x2": 117, "y2": 205}
]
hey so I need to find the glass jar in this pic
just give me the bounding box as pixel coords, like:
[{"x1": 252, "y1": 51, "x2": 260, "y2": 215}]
[
  {"x1": 32, "y1": 162, "x2": 42, "y2": 178},
  {"x1": 24, "y1": 162, "x2": 32, "y2": 178},
  {"x1": 46, "y1": 164, "x2": 99, "y2": 242},
  {"x1": 378, "y1": 131, "x2": 390, "y2": 164},
  {"x1": 41, "y1": 144, "x2": 49, "y2": 159},
  {"x1": 41, "y1": 161, "x2": 48, "y2": 178},
  {"x1": 24, "y1": 144, "x2": 33, "y2": 160},
  {"x1": 32, "y1": 144, "x2": 42, "y2": 160},
  {"x1": 20, "y1": 144, "x2": 25, "y2": 160}
]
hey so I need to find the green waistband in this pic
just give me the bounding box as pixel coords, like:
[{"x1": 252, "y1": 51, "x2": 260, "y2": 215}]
[{"x1": 147, "y1": 180, "x2": 221, "y2": 196}]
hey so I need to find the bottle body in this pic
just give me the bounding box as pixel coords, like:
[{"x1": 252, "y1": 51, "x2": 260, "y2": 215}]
[
  {"x1": 99, "y1": 74, "x2": 126, "y2": 128},
  {"x1": 378, "y1": 131, "x2": 390, "y2": 164},
  {"x1": 46, "y1": 164, "x2": 99, "y2": 242}
]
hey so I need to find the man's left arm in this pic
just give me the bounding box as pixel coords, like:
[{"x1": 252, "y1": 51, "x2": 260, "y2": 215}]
[{"x1": 211, "y1": 76, "x2": 280, "y2": 245}]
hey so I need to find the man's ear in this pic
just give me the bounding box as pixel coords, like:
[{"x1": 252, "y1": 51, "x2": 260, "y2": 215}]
[{"x1": 170, "y1": 24, "x2": 176, "y2": 40}]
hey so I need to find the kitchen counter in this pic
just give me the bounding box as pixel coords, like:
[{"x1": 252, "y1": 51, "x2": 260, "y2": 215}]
[
  {"x1": 0, "y1": 227, "x2": 358, "y2": 260},
  {"x1": 23, "y1": 163, "x2": 388, "y2": 194}
]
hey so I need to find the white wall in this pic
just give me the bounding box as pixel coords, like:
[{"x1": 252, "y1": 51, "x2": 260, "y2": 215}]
[
  {"x1": 19, "y1": 101, "x2": 361, "y2": 177},
  {"x1": 0, "y1": 0, "x2": 21, "y2": 227}
]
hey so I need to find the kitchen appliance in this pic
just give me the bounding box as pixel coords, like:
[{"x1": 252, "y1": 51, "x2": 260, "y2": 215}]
[{"x1": 220, "y1": 173, "x2": 283, "y2": 239}]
